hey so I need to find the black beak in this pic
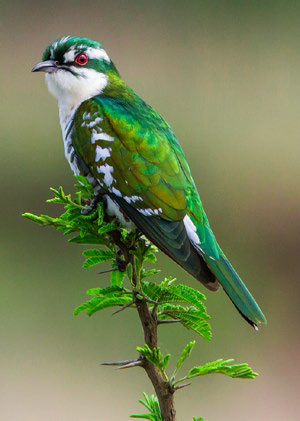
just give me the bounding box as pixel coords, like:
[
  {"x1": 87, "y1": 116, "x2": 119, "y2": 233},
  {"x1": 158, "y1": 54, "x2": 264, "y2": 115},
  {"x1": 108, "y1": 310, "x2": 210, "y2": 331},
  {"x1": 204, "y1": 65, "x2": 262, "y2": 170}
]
[{"x1": 32, "y1": 60, "x2": 59, "y2": 73}]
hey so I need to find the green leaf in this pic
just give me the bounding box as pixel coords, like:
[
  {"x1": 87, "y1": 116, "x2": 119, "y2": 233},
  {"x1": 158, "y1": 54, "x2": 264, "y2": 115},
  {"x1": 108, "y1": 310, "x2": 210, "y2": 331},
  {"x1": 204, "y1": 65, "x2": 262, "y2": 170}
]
[
  {"x1": 75, "y1": 190, "x2": 82, "y2": 205},
  {"x1": 137, "y1": 345, "x2": 170, "y2": 372},
  {"x1": 74, "y1": 176, "x2": 94, "y2": 196},
  {"x1": 74, "y1": 295, "x2": 133, "y2": 316},
  {"x1": 158, "y1": 304, "x2": 211, "y2": 340},
  {"x1": 121, "y1": 228, "x2": 128, "y2": 240},
  {"x1": 140, "y1": 269, "x2": 161, "y2": 279},
  {"x1": 78, "y1": 208, "x2": 98, "y2": 220},
  {"x1": 82, "y1": 249, "x2": 115, "y2": 268},
  {"x1": 46, "y1": 197, "x2": 65, "y2": 204},
  {"x1": 144, "y1": 249, "x2": 157, "y2": 263},
  {"x1": 22, "y1": 213, "x2": 46, "y2": 225},
  {"x1": 186, "y1": 359, "x2": 258, "y2": 380},
  {"x1": 111, "y1": 270, "x2": 126, "y2": 287},
  {"x1": 86, "y1": 286, "x2": 126, "y2": 296},
  {"x1": 97, "y1": 202, "x2": 104, "y2": 226},
  {"x1": 161, "y1": 353, "x2": 171, "y2": 370},
  {"x1": 97, "y1": 222, "x2": 118, "y2": 235},
  {"x1": 142, "y1": 280, "x2": 207, "y2": 312},
  {"x1": 130, "y1": 393, "x2": 163, "y2": 421},
  {"x1": 68, "y1": 234, "x2": 107, "y2": 245},
  {"x1": 80, "y1": 227, "x2": 88, "y2": 238},
  {"x1": 175, "y1": 341, "x2": 196, "y2": 374},
  {"x1": 83, "y1": 249, "x2": 115, "y2": 258}
]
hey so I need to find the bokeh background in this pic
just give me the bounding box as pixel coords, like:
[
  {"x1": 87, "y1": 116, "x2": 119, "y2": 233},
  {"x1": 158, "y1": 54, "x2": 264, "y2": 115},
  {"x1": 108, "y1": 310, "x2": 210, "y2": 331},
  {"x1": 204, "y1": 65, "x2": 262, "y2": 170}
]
[{"x1": 1, "y1": 1, "x2": 300, "y2": 420}]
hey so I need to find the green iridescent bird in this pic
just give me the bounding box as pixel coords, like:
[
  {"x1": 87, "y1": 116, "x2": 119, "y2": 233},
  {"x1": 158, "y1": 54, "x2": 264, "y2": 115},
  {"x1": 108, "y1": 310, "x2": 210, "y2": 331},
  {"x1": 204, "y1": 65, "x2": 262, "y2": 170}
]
[{"x1": 32, "y1": 36, "x2": 266, "y2": 328}]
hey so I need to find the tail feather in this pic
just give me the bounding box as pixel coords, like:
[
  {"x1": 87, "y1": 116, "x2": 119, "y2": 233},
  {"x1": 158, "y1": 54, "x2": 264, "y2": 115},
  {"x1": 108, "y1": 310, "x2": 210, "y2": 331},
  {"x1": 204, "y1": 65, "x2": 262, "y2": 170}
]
[
  {"x1": 109, "y1": 194, "x2": 266, "y2": 327},
  {"x1": 204, "y1": 252, "x2": 267, "y2": 327}
]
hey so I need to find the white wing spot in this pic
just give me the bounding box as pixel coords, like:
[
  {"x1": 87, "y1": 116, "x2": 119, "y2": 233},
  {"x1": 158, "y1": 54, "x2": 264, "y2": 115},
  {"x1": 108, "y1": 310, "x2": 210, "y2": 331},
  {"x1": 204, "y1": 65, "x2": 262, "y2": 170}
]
[
  {"x1": 124, "y1": 195, "x2": 143, "y2": 204},
  {"x1": 93, "y1": 132, "x2": 114, "y2": 142},
  {"x1": 95, "y1": 145, "x2": 111, "y2": 162},
  {"x1": 106, "y1": 196, "x2": 135, "y2": 229},
  {"x1": 91, "y1": 129, "x2": 114, "y2": 144},
  {"x1": 183, "y1": 215, "x2": 200, "y2": 244},
  {"x1": 87, "y1": 117, "x2": 103, "y2": 128},
  {"x1": 82, "y1": 112, "x2": 91, "y2": 120},
  {"x1": 138, "y1": 208, "x2": 161, "y2": 216},
  {"x1": 111, "y1": 187, "x2": 122, "y2": 196},
  {"x1": 97, "y1": 164, "x2": 114, "y2": 186}
]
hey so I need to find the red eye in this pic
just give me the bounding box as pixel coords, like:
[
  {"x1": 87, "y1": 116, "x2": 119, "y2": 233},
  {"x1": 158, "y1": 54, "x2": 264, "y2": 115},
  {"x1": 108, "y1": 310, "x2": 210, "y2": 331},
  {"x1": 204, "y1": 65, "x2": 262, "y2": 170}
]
[{"x1": 74, "y1": 53, "x2": 88, "y2": 66}]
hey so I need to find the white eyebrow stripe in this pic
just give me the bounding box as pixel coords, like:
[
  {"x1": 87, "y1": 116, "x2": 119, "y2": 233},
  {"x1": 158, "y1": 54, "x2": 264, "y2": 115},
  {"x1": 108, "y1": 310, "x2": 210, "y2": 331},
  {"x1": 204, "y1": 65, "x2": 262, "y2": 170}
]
[
  {"x1": 84, "y1": 47, "x2": 110, "y2": 61},
  {"x1": 64, "y1": 47, "x2": 110, "y2": 64}
]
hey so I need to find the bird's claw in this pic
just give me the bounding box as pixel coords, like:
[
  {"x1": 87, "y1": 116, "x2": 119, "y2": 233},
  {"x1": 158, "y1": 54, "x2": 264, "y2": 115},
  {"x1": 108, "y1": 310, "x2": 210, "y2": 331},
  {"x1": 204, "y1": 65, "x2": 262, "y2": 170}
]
[{"x1": 81, "y1": 193, "x2": 104, "y2": 215}]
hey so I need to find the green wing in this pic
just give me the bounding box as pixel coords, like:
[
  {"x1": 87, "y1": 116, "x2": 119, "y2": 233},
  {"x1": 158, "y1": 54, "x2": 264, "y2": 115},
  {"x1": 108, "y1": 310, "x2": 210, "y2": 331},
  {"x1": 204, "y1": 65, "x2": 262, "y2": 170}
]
[{"x1": 72, "y1": 96, "x2": 189, "y2": 220}]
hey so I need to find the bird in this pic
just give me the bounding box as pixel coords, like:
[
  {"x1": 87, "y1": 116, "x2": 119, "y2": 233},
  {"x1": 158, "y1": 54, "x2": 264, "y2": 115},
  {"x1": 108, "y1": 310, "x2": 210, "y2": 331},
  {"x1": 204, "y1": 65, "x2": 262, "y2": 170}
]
[{"x1": 32, "y1": 36, "x2": 266, "y2": 328}]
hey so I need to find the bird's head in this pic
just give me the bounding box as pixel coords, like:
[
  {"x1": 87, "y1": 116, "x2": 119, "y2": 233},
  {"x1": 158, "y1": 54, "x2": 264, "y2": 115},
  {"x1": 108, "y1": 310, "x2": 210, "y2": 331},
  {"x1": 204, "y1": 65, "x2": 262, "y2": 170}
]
[{"x1": 32, "y1": 37, "x2": 119, "y2": 112}]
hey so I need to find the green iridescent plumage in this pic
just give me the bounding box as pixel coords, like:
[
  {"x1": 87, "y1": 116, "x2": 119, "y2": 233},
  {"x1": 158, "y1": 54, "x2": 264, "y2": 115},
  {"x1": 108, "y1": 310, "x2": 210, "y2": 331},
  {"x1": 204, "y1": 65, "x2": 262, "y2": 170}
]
[{"x1": 33, "y1": 36, "x2": 266, "y2": 328}]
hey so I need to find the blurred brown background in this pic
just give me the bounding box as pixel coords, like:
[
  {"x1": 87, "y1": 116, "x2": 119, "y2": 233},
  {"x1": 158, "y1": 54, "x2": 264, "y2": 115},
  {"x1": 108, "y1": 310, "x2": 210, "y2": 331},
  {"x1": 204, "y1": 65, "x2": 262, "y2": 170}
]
[{"x1": 1, "y1": 1, "x2": 299, "y2": 420}]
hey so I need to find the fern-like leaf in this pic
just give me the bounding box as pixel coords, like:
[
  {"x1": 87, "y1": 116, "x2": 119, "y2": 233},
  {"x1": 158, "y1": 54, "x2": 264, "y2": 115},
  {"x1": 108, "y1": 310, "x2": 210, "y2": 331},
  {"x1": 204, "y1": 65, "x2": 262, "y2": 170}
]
[
  {"x1": 136, "y1": 345, "x2": 170, "y2": 373},
  {"x1": 186, "y1": 359, "x2": 258, "y2": 380},
  {"x1": 82, "y1": 249, "x2": 115, "y2": 268},
  {"x1": 174, "y1": 341, "x2": 196, "y2": 375},
  {"x1": 111, "y1": 269, "x2": 126, "y2": 287},
  {"x1": 158, "y1": 304, "x2": 211, "y2": 339},
  {"x1": 74, "y1": 295, "x2": 133, "y2": 316},
  {"x1": 85, "y1": 286, "x2": 126, "y2": 296},
  {"x1": 130, "y1": 393, "x2": 163, "y2": 421},
  {"x1": 142, "y1": 280, "x2": 207, "y2": 314}
]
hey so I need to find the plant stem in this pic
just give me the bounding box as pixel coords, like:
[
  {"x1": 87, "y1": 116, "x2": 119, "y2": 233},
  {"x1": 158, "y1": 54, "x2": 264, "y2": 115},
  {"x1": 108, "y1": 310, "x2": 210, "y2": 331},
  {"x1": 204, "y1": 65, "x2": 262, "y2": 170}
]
[
  {"x1": 131, "y1": 254, "x2": 176, "y2": 421},
  {"x1": 101, "y1": 228, "x2": 176, "y2": 420}
]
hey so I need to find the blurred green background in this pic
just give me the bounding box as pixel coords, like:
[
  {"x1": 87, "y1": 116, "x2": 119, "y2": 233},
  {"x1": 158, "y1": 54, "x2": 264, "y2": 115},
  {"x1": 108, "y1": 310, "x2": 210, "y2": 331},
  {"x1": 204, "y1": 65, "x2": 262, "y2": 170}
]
[{"x1": 1, "y1": 1, "x2": 300, "y2": 419}]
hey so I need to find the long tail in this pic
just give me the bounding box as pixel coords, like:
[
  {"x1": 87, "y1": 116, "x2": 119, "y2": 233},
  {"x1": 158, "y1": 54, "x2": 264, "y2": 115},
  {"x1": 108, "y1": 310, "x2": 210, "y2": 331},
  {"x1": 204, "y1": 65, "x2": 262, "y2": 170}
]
[
  {"x1": 202, "y1": 249, "x2": 267, "y2": 328},
  {"x1": 109, "y1": 193, "x2": 266, "y2": 327}
]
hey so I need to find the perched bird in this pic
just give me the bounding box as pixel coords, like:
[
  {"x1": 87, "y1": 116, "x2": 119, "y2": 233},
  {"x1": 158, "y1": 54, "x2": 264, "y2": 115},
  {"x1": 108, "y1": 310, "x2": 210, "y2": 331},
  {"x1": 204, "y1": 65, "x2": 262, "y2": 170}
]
[{"x1": 32, "y1": 36, "x2": 266, "y2": 328}]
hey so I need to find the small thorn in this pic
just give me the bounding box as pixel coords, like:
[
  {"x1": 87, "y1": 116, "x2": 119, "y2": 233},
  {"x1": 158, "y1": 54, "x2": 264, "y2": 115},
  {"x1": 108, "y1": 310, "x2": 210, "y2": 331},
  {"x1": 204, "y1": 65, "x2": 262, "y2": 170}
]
[
  {"x1": 119, "y1": 360, "x2": 143, "y2": 369},
  {"x1": 174, "y1": 382, "x2": 191, "y2": 391},
  {"x1": 98, "y1": 268, "x2": 117, "y2": 275},
  {"x1": 81, "y1": 193, "x2": 104, "y2": 215},
  {"x1": 102, "y1": 358, "x2": 141, "y2": 367},
  {"x1": 158, "y1": 319, "x2": 181, "y2": 325},
  {"x1": 112, "y1": 300, "x2": 135, "y2": 315},
  {"x1": 144, "y1": 298, "x2": 158, "y2": 305}
]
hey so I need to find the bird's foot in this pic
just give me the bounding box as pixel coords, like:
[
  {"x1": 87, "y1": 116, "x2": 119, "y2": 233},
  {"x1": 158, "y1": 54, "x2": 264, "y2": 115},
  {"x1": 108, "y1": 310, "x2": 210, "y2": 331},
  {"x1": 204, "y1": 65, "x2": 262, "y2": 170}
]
[
  {"x1": 116, "y1": 249, "x2": 127, "y2": 272},
  {"x1": 98, "y1": 250, "x2": 127, "y2": 276},
  {"x1": 81, "y1": 193, "x2": 104, "y2": 215}
]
